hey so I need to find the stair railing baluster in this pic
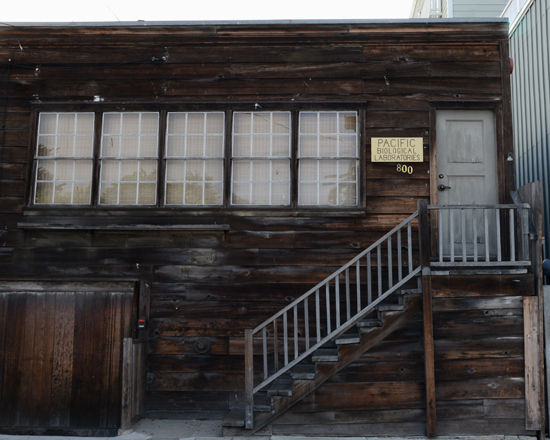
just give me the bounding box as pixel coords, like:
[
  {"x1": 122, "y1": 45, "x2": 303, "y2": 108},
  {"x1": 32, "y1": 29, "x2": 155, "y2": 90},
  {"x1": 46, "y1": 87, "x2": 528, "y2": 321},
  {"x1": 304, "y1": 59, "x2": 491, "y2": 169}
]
[
  {"x1": 335, "y1": 274, "x2": 341, "y2": 328},
  {"x1": 326, "y1": 283, "x2": 331, "y2": 334},
  {"x1": 263, "y1": 327, "x2": 268, "y2": 380},
  {"x1": 377, "y1": 244, "x2": 382, "y2": 298},
  {"x1": 397, "y1": 229, "x2": 402, "y2": 282},
  {"x1": 473, "y1": 208, "x2": 478, "y2": 262},
  {"x1": 294, "y1": 305, "x2": 299, "y2": 360},
  {"x1": 304, "y1": 298, "x2": 310, "y2": 351},
  {"x1": 510, "y1": 208, "x2": 516, "y2": 261},
  {"x1": 315, "y1": 289, "x2": 321, "y2": 343},
  {"x1": 484, "y1": 208, "x2": 490, "y2": 261},
  {"x1": 438, "y1": 208, "x2": 443, "y2": 263},
  {"x1": 345, "y1": 268, "x2": 351, "y2": 321},
  {"x1": 367, "y1": 252, "x2": 372, "y2": 304},
  {"x1": 283, "y1": 312, "x2": 288, "y2": 366},
  {"x1": 356, "y1": 260, "x2": 361, "y2": 312},
  {"x1": 496, "y1": 208, "x2": 502, "y2": 261},
  {"x1": 450, "y1": 210, "x2": 455, "y2": 262},
  {"x1": 461, "y1": 209, "x2": 466, "y2": 262},
  {"x1": 408, "y1": 221, "x2": 413, "y2": 272},
  {"x1": 388, "y1": 237, "x2": 393, "y2": 289},
  {"x1": 273, "y1": 319, "x2": 278, "y2": 373}
]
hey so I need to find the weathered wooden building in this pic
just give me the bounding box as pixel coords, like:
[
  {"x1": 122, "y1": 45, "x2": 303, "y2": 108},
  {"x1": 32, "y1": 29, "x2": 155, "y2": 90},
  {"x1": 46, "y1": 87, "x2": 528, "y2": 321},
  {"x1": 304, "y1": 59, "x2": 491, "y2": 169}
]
[{"x1": 0, "y1": 18, "x2": 545, "y2": 437}]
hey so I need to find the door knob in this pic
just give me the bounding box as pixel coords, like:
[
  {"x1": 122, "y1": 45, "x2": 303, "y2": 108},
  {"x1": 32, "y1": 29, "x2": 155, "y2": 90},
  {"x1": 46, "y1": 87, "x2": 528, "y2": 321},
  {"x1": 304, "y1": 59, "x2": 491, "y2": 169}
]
[{"x1": 438, "y1": 184, "x2": 451, "y2": 191}]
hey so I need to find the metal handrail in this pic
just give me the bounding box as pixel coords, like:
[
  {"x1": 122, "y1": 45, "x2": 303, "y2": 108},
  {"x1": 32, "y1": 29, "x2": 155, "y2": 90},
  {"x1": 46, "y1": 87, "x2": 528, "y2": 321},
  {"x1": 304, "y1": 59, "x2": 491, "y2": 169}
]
[
  {"x1": 244, "y1": 211, "x2": 421, "y2": 429},
  {"x1": 428, "y1": 204, "x2": 531, "y2": 266}
]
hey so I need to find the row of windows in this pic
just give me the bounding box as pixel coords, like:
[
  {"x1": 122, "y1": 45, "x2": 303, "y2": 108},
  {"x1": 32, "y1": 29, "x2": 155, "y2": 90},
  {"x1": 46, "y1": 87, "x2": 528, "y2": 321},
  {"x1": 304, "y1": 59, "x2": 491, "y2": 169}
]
[{"x1": 33, "y1": 111, "x2": 359, "y2": 207}]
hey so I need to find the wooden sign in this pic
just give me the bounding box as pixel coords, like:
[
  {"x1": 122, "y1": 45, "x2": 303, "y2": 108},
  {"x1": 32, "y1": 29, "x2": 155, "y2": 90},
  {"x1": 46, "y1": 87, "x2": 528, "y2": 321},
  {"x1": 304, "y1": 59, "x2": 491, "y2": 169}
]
[{"x1": 371, "y1": 137, "x2": 423, "y2": 162}]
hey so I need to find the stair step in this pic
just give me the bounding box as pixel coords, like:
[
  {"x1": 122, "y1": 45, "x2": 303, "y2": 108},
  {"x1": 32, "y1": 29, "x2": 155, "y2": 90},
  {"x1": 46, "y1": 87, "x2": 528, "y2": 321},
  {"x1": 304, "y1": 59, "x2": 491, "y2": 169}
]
[
  {"x1": 335, "y1": 334, "x2": 361, "y2": 345},
  {"x1": 267, "y1": 378, "x2": 293, "y2": 397},
  {"x1": 254, "y1": 393, "x2": 272, "y2": 412},
  {"x1": 377, "y1": 304, "x2": 405, "y2": 312},
  {"x1": 398, "y1": 288, "x2": 422, "y2": 295},
  {"x1": 312, "y1": 348, "x2": 339, "y2": 362},
  {"x1": 291, "y1": 364, "x2": 316, "y2": 380},
  {"x1": 221, "y1": 408, "x2": 245, "y2": 428},
  {"x1": 357, "y1": 318, "x2": 383, "y2": 328}
]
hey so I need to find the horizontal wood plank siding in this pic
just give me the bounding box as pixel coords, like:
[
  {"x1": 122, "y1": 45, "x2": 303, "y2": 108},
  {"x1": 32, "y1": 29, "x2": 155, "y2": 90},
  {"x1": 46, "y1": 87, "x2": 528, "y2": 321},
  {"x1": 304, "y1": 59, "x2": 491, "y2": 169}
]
[{"x1": 0, "y1": 21, "x2": 523, "y2": 433}]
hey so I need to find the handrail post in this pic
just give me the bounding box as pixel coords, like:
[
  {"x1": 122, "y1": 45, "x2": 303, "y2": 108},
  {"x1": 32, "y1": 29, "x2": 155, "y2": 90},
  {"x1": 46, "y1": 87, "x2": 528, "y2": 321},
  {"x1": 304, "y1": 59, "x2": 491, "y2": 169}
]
[
  {"x1": 245, "y1": 329, "x2": 254, "y2": 429},
  {"x1": 418, "y1": 199, "x2": 436, "y2": 437}
]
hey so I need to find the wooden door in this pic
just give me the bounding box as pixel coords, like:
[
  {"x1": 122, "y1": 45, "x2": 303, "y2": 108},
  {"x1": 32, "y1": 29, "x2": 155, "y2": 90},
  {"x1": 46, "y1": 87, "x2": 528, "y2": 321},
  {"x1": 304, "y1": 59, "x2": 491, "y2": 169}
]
[
  {"x1": 0, "y1": 287, "x2": 134, "y2": 436},
  {"x1": 436, "y1": 110, "x2": 498, "y2": 257}
]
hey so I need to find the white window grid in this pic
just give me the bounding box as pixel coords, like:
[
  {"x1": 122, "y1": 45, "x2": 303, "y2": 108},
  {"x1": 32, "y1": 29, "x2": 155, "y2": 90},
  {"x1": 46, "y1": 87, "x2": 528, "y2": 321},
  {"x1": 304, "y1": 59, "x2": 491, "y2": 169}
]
[
  {"x1": 99, "y1": 112, "x2": 159, "y2": 205},
  {"x1": 298, "y1": 111, "x2": 359, "y2": 206},
  {"x1": 34, "y1": 112, "x2": 94, "y2": 205},
  {"x1": 231, "y1": 112, "x2": 291, "y2": 206},
  {"x1": 165, "y1": 112, "x2": 224, "y2": 206}
]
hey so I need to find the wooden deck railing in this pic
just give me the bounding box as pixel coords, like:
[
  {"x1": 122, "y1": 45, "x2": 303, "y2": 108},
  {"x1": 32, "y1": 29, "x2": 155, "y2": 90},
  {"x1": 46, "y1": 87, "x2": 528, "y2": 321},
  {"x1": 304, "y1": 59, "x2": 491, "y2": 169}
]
[
  {"x1": 428, "y1": 204, "x2": 531, "y2": 267},
  {"x1": 244, "y1": 212, "x2": 421, "y2": 429}
]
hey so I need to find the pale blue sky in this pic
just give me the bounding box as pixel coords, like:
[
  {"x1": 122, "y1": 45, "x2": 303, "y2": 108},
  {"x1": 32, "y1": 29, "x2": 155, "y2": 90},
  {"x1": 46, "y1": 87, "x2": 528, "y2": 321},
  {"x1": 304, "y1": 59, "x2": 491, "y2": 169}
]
[{"x1": 2, "y1": 0, "x2": 415, "y2": 22}]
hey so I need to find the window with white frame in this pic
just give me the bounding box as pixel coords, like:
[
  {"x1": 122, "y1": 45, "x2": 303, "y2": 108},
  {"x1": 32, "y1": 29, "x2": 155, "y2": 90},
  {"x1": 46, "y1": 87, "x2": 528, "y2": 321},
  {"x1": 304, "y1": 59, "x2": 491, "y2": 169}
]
[
  {"x1": 99, "y1": 112, "x2": 159, "y2": 205},
  {"x1": 298, "y1": 111, "x2": 358, "y2": 206},
  {"x1": 231, "y1": 112, "x2": 291, "y2": 205},
  {"x1": 165, "y1": 112, "x2": 224, "y2": 205},
  {"x1": 31, "y1": 109, "x2": 360, "y2": 208},
  {"x1": 34, "y1": 112, "x2": 95, "y2": 204}
]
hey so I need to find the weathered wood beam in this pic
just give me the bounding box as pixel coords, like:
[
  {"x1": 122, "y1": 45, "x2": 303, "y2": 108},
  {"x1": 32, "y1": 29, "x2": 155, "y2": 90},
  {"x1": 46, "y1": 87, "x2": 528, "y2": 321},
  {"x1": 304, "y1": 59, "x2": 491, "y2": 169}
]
[{"x1": 418, "y1": 199, "x2": 436, "y2": 437}]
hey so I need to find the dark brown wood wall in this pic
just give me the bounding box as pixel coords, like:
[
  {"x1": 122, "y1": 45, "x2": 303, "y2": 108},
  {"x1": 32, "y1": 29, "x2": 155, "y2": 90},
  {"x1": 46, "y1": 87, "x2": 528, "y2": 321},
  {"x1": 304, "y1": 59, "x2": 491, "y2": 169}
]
[{"x1": 0, "y1": 21, "x2": 514, "y2": 420}]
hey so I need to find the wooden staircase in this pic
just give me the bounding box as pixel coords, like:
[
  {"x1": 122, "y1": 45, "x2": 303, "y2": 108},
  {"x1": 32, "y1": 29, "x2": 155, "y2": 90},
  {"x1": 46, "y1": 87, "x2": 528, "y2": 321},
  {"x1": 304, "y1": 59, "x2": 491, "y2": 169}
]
[
  {"x1": 222, "y1": 199, "x2": 534, "y2": 436},
  {"x1": 222, "y1": 288, "x2": 422, "y2": 435}
]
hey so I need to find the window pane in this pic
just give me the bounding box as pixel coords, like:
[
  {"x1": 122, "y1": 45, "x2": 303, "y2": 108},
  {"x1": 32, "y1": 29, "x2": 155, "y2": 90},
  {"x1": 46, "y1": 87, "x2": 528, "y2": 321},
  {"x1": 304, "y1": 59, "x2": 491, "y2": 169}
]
[
  {"x1": 231, "y1": 112, "x2": 290, "y2": 206},
  {"x1": 166, "y1": 183, "x2": 184, "y2": 205},
  {"x1": 205, "y1": 182, "x2": 223, "y2": 205},
  {"x1": 232, "y1": 182, "x2": 250, "y2": 205},
  {"x1": 73, "y1": 183, "x2": 91, "y2": 204},
  {"x1": 39, "y1": 114, "x2": 57, "y2": 135},
  {"x1": 165, "y1": 112, "x2": 225, "y2": 206},
  {"x1": 272, "y1": 112, "x2": 291, "y2": 134},
  {"x1": 234, "y1": 113, "x2": 252, "y2": 134},
  {"x1": 206, "y1": 113, "x2": 224, "y2": 134},
  {"x1": 37, "y1": 136, "x2": 56, "y2": 157},
  {"x1": 299, "y1": 113, "x2": 317, "y2": 134},
  {"x1": 168, "y1": 113, "x2": 186, "y2": 134},
  {"x1": 56, "y1": 161, "x2": 74, "y2": 181},
  {"x1": 54, "y1": 182, "x2": 73, "y2": 204},
  {"x1": 205, "y1": 135, "x2": 224, "y2": 157},
  {"x1": 187, "y1": 113, "x2": 205, "y2": 134},
  {"x1": 103, "y1": 113, "x2": 121, "y2": 134},
  {"x1": 187, "y1": 135, "x2": 205, "y2": 157},
  {"x1": 165, "y1": 159, "x2": 223, "y2": 206},
  {"x1": 233, "y1": 135, "x2": 251, "y2": 157},
  {"x1": 34, "y1": 113, "x2": 94, "y2": 205},
  {"x1": 122, "y1": 113, "x2": 140, "y2": 134},
  {"x1": 141, "y1": 113, "x2": 159, "y2": 134},
  {"x1": 35, "y1": 182, "x2": 54, "y2": 204},
  {"x1": 319, "y1": 113, "x2": 337, "y2": 134},
  {"x1": 57, "y1": 114, "x2": 76, "y2": 134},
  {"x1": 76, "y1": 113, "x2": 94, "y2": 134},
  {"x1": 167, "y1": 136, "x2": 186, "y2": 157},
  {"x1": 298, "y1": 111, "x2": 358, "y2": 206},
  {"x1": 100, "y1": 113, "x2": 159, "y2": 205}
]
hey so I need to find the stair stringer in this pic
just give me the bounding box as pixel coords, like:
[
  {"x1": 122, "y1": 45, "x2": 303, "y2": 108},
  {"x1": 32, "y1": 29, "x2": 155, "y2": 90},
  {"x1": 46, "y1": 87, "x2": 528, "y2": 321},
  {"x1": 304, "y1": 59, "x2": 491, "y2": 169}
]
[{"x1": 225, "y1": 292, "x2": 422, "y2": 436}]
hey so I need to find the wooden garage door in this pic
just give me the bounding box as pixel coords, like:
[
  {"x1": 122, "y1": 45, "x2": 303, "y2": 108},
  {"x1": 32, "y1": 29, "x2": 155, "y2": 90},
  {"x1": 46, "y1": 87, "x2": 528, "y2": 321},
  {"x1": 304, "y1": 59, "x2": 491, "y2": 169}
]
[{"x1": 0, "y1": 287, "x2": 134, "y2": 436}]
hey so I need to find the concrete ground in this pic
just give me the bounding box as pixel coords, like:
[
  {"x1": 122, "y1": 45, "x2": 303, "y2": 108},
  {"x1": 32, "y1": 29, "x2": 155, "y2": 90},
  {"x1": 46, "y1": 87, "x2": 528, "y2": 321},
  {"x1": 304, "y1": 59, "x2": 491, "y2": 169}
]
[{"x1": 0, "y1": 419, "x2": 538, "y2": 440}]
